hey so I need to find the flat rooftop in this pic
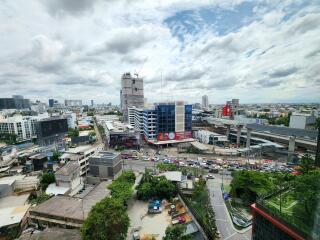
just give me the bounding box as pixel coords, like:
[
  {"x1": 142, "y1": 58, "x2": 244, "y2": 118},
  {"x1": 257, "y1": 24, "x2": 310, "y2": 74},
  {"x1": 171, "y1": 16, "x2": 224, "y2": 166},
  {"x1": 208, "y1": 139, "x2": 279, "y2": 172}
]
[
  {"x1": 29, "y1": 181, "x2": 111, "y2": 223},
  {"x1": 18, "y1": 228, "x2": 81, "y2": 240},
  {"x1": 65, "y1": 145, "x2": 96, "y2": 154},
  {"x1": 0, "y1": 194, "x2": 29, "y2": 208},
  {"x1": 147, "y1": 138, "x2": 195, "y2": 145},
  {"x1": 94, "y1": 151, "x2": 119, "y2": 159},
  {"x1": 0, "y1": 205, "x2": 30, "y2": 228}
]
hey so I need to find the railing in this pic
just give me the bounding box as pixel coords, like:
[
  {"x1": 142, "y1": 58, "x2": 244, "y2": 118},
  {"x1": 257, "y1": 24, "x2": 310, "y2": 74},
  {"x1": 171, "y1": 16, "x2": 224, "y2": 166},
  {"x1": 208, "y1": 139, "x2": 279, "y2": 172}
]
[
  {"x1": 178, "y1": 188, "x2": 218, "y2": 239},
  {"x1": 256, "y1": 187, "x2": 310, "y2": 239}
]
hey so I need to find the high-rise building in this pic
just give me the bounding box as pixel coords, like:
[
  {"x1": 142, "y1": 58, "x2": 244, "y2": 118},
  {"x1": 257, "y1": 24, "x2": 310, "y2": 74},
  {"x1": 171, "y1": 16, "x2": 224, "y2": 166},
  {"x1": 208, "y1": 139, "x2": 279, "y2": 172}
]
[
  {"x1": 120, "y1": 72, "x2": 144, "y2": 122},
  {"x1": 48, "y1": 99, "x2": 54, "y2": 108},
  {"x1": 64, "y1": 100, "x2": 82, "y2": 107},
  {"x1": 91, "y1": 100, "x2": 94, "y2": 107},
  {"x1": 0, "y1": 96, "x2": 30, "y2": 110},
  {"x1": 128, "y1": 102, "x2": 193, "y2": 144},
  {"x1": 202, "y1": 95, "x2": 209, "y2": 109}
]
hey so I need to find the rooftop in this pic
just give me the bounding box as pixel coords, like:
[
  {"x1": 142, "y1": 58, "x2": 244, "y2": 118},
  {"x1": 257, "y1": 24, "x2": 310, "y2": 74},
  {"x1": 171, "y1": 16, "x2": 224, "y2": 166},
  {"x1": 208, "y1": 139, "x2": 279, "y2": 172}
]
[
  {"x1": 55, "y1": 161, "x2": 79, "y2": 176},
  {"x1": 159, "y1": 171, "x2": 183, "y2": 182},
  {"x1": 94, "y1": 151, "x2": 119, "y2": 159},
  {"x1": 0, "y1": 205, "x2": 30, "y2": 228},
  {"x1": 30, "y1": 181, "x2": 111, "y2": 222},
  {"x1": 18, "y1": 228, "x2": 81, "y2": 240},
  {"x1": 65, "y1": 145, "x2": 96, "y2": 154}
]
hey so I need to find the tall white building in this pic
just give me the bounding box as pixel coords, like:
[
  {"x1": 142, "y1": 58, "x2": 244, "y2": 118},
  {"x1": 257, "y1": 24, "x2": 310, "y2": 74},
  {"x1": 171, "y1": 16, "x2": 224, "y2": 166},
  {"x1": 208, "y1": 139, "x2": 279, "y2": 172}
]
[
  {"x1": 202, "y1": 95, "x2": 209, "y2": 109},
  {"x1": 128, "y1": 107, "x2": 144, "y2": 134},
  {"x1": 120, "y1": 73, "x2": 144, "y2": 122}
]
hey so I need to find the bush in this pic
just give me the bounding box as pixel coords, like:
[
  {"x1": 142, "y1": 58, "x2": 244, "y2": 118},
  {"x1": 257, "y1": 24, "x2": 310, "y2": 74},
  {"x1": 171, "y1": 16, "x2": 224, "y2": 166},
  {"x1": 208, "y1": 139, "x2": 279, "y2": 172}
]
[
  {"x1": 108, "y1": 171, "x2": 135, "y2": 203},
  {"x1": 40, "y1": 172, "x2": 55, "y2": 191},
  {"x1": 81, "y1": 197, "x2": 129, "y2": 240},
  {"x1": 137, "y1": 171, "x2": 177, "y2": 200}
]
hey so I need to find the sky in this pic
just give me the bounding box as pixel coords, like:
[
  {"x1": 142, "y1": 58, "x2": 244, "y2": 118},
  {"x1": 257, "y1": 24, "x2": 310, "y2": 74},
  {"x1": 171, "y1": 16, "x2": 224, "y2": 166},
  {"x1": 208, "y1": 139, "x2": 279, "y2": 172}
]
[{"x1": 0, "y1": 0, "x2": 320, "y2": 105}]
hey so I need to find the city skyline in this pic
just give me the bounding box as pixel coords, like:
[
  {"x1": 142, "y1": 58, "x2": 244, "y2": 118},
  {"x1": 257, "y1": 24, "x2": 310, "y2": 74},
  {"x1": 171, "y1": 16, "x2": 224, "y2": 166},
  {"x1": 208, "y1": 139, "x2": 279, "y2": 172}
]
[{"x1": 1, "y1": 0, "x2": 320, "y2": 104}]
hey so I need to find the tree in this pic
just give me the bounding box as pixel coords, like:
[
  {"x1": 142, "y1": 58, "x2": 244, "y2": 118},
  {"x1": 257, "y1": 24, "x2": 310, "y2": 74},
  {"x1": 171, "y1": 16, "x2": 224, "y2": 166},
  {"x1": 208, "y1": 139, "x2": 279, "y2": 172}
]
[
  {"x1": 137, "y1": 182, "x2": 154, "y2": 201},
  {"x1": 51, "y1": 151, "x2": 62, "y2": 162},
  {"x1": 230, "y1": 170, "x2": 274, "y2": 204},
  {"x1": 40, "y1": 172, "x2": 55, "y2": 191},
  {"x1": 294, "y1": 170, "x2": 320, "y2": 216},
  {"x1": 29, "y1": 192, "x2": 51, "y2": 205},
  {"x1": 155, "y1": 177, "x2": 177, "y2": 200},
  {"x1": 137, "y1": 172, "x2": 177, "y2": 200},
  {"x1": 81, "y1": 197, "x2": 129, "y2": 240},
  {"x1": 163, "y1": 225, "x2": 192, "y2": 240},
  {"x1": 68, "y1": 128, "x2": 79, "y2": 137},
  {"x1": 107, "y1": 171, "x2": 135, "y2": 203},
  {"x1": 299, "y1": 154, "x2": 315, "y2": 174}
]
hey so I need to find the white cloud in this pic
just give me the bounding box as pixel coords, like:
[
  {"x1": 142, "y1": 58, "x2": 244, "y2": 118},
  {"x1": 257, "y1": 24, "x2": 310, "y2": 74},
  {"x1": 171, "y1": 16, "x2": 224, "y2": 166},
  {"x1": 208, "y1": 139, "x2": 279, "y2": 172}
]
[{"x1": 0, "y1": 0, "x2": 319, "y2": 104}]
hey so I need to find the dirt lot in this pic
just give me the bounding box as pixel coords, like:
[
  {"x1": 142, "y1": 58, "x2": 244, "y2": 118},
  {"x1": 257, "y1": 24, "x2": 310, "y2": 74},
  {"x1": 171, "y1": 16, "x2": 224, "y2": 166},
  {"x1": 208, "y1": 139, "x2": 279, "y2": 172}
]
[{"x1": 127, "y1": 200, "x2": 171, "y2": 240}]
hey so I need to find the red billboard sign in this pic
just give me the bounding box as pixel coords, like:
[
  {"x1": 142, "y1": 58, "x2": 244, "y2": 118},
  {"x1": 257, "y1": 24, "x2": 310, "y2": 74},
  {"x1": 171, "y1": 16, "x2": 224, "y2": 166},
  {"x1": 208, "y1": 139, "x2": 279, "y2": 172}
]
[
  {"x1": 222, "y1": 104, "x2": 231, "y2": 116},
  {"x1": 157, "y1": 131, "x2": 192, "y2": 141}
]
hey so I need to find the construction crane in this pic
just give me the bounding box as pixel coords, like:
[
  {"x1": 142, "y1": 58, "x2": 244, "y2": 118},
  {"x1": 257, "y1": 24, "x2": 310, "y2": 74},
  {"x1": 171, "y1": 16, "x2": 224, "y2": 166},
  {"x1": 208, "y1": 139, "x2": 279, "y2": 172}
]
[{"x1": 134, "y1": 57, "x2": 148, "y2": 78}]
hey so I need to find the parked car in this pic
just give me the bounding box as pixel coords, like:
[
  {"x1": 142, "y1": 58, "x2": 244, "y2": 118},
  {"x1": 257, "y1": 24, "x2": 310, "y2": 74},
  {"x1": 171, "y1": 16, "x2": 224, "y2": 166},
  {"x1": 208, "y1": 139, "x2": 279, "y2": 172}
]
[
  {"x1": 206, "y1": 174, "x2": 215, "y2": 179},
  {"x1": 132, "y1": 230, "x2": 140, "y2": 240}
]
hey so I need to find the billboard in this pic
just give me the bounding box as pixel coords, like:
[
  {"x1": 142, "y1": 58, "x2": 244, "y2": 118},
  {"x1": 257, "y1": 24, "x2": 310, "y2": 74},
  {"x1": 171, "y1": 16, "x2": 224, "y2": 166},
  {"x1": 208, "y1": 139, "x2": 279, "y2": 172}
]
[
  {"x1": 222, "y1": 104, "x2": 231, "y2": 116},
  {"x1": 157, "y1": 131, "x2": 192, "y2": 141},
  {"x1": 39, "y1": 119, "x2": 68, "y2": 137}
]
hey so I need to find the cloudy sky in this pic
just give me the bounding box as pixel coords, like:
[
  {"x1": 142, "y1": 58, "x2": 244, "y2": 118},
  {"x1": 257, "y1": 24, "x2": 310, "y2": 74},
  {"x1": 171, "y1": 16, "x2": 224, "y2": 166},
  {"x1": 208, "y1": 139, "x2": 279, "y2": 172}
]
[{"x1": 1, "y1": 0, "x2": 320, "y2": 105}]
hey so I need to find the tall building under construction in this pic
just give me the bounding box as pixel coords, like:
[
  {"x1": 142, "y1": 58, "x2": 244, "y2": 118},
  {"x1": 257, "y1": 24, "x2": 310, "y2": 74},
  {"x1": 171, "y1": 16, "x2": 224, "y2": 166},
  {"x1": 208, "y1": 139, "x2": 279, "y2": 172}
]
[{"x1": 120, "y1": 72, "x2": 144, "y2": 122}]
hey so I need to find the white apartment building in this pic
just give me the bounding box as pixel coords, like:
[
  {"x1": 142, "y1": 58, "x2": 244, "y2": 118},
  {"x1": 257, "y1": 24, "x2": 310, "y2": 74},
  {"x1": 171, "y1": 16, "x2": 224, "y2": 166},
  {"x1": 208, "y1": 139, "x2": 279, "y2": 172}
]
[
  {"x1": 0, "y1": 114, "x2": 48, "y2": 142},
  {"x1": 128, "y1": 107, "x2": 144, "y2": 134},
  {"x1": 59, "y1": 145, "x2": 97, "y2": 177},
  {"x1": 143, "y1": 109, "x2": 157, "y2": 140},
  {"x1": 289, "y1": 113, "x2": 316, "y2": 130}
]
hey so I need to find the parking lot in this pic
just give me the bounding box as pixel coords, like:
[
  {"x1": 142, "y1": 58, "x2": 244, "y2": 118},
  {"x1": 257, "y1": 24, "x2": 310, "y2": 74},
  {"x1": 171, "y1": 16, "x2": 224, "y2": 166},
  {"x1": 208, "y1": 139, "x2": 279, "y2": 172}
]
[{"x1": 127, "y1": 200, "x2": 171, "y2": 240}]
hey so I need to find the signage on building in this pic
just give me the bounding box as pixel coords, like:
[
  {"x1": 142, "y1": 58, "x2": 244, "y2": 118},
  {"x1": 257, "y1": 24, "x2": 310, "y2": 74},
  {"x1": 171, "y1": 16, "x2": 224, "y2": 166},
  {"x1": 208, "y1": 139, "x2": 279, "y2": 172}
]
[
  {"x1": 157, "y1": 131, "x2": 192, "y2": 141},
  {"x1": 222, "y1": 104, "x2": 231, "y2": 116}
]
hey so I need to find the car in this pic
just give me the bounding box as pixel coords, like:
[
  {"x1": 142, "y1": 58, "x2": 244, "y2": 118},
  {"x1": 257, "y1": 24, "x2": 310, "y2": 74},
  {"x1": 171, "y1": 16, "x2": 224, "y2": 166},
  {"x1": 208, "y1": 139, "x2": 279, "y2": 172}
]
[
  {"x1": 132, "y1": 230, "x2": 140, "y2": 240},
  {"x1": 206, "y1": 174, "x2": 215, "y2": 179}
]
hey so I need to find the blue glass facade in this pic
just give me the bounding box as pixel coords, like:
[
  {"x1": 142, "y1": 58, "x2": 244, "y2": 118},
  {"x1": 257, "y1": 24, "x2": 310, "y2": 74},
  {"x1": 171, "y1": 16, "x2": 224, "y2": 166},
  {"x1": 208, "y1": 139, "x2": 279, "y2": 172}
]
[
  {"x1": 185, "y1": 105, "x2": 192, "y2": 131},
  {"x1": 156, "y1": 104, "x2": 175, "y2": 133}
]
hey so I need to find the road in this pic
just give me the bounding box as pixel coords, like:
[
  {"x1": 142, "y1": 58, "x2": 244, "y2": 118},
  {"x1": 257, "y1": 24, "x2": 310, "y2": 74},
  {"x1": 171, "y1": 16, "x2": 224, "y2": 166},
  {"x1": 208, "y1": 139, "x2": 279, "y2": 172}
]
[
  {"x1": 123, "y1": 159, "x2": 157, "y2": 172},
  {"x1": 207, "y1": 175, "x2": 252, "y2": 240}
]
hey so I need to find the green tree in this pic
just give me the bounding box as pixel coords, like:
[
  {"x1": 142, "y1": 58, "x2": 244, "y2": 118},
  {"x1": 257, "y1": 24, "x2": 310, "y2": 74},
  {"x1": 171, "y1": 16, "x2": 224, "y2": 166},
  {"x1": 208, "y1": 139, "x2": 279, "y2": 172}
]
[
  {"x1": 81, "y1": 197, "x2": 129, "y2": 240},
  {"x1": 40, "y1": 172, "x2": 55, "y2": 191},
  {"x1": 230, "y1": 170, "x2": 274, "y2": 204},
  {"x1": 137, "y1": 182, "x2": 154, "y2": 201},
  {"x1": 51, "y1": 151, "x2": 62, "y2": 162},
  {"x1": 163, "y1": 225, "x2": 192, "y2": 240},
  {"x1": 68, "y1": 128, "x2": 79, "y2": 137},
  {"x1": 137, "y1": 172, "x2": 177, "y2": 200},
  {"x1": 294, "y1": 170, "x2": 320, "y2": 215},
  {"x1": 107, "y1": 171, "x2": 135, "y2": 203},
  {"x1": 299, "y1": 154, "x2": 315, "y2": 174},
  {"x1": 155, "y1": 177, "x2": 177, "y2": 200},
  {"x1": 29, "y1": 192, "x2": 52, "y2": 205},
  {"x1": 157, "y1": 163, "x2": 178, "y2": 171}
]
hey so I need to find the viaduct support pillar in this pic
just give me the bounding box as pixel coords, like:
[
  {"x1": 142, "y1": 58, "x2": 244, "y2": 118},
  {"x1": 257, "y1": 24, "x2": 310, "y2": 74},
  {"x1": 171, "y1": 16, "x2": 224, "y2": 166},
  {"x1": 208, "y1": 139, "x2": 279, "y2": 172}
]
[
  {"x1": 236, "y1": 126, "x2": 242, "y2": 147},
  {"x1": 246, "y1": 128, "x2": 252, "y2": 148},
  {"x1": 288, "y1": 136, "x2": 296, "y2": 162}
]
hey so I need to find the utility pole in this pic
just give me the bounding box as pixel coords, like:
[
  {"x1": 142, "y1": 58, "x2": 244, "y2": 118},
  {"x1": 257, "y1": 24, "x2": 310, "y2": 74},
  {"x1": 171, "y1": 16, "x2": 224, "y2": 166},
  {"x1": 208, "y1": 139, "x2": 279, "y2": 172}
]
[{"x1": 316, "y1": 120, "x2": 320, "y2": 167}]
